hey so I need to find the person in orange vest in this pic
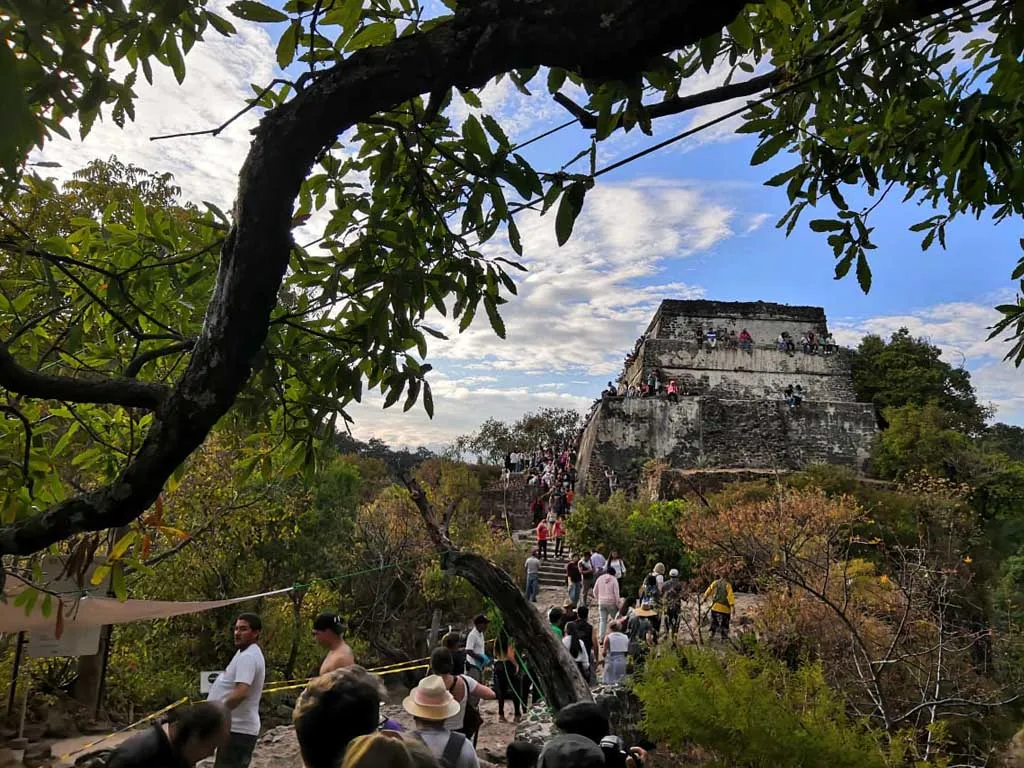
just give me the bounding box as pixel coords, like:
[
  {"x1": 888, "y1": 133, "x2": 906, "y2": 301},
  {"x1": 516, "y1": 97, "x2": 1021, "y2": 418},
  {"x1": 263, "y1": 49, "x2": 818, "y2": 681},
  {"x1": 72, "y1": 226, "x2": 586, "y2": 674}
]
[{"x1": 536, "y1": 519, "x2": 550, "y2": 560}]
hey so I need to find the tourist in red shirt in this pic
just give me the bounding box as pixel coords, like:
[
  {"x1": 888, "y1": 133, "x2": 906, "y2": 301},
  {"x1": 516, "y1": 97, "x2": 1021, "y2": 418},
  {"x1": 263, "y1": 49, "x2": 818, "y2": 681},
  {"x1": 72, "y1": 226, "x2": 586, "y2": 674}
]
[
  {"x1": 552, "y1": 518, "x2": 565, "y2": 558},
  {"x1": 536, "y1": 520, "x2": 550, "y2": 560}
]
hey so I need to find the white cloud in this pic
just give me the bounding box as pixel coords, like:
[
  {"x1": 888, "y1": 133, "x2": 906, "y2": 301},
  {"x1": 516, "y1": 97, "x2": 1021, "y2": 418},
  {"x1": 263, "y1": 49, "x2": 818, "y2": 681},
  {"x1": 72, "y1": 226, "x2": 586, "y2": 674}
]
[
  {"x1": 832, "y1": 301, "x2": 1024, "y2": 425},
  {"x1": 345, "y1": 177, "x2": 750, "y2": 445},
  {"x1": 347, "y1": 375, "x2": 594, "y2": 448},
  {"x1": 32, "y1": 11, "x2": 277, "y2": 211},
  {"x1": 744, "y1": 212, "x2": 771, "y2": 234}
]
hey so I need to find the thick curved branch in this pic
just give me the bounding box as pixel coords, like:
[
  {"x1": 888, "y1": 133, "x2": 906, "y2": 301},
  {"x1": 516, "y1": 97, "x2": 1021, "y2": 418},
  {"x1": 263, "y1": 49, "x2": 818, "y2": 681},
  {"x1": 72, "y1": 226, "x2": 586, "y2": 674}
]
[
  {"x1": 0, "y1": 0, "x2": 755, "y2": 555},
  {"x1": 0, "y1": 343, "x2": 168, "y2": 409}
]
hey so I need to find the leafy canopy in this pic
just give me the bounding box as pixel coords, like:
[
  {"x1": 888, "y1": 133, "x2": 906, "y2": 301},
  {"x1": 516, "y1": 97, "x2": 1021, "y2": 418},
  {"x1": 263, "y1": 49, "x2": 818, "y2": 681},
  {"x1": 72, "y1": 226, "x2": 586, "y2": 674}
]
[{"x1": 0, "y1": 0, "x2": 1023, "y2": 555}]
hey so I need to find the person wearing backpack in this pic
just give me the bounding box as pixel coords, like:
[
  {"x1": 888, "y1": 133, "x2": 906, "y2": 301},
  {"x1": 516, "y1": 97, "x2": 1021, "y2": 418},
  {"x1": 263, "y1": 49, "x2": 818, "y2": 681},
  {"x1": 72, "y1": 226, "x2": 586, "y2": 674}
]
[
  {"x1": 702, "y1": 576, "x2": 735, "y2": 640},
  {"x1": 404, "y1": 674, "x2": 480, "y2": 768}
]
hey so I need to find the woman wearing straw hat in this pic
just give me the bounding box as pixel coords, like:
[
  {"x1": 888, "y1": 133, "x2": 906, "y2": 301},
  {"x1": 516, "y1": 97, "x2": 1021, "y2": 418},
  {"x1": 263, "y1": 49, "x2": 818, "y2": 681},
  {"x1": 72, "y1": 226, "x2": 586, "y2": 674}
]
[{"x1": 404, "y1": 675, "x2": 480, "y2": 768}]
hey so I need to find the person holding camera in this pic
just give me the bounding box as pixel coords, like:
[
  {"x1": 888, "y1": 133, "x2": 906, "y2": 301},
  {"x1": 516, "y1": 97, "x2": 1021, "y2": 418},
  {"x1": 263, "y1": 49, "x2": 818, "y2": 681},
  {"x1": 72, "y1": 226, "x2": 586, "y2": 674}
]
[{"x1": 551, "y1": 702, "x2": 648, "y2": 768}]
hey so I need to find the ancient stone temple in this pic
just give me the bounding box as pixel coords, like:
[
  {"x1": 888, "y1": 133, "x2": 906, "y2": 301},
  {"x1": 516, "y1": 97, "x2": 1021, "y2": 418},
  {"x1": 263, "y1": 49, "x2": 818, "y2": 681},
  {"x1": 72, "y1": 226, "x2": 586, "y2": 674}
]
[{"x1": 575, "y1": 299, "x2": 878, "y2": 497}]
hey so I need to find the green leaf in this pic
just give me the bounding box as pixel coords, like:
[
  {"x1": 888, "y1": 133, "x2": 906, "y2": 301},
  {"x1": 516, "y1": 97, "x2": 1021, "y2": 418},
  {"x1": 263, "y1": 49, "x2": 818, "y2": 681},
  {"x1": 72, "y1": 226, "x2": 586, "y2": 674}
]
[
  {"x1": 507, "y1": 217, "x2": 523, "y2": 256},
  {"x1": 462, "y1": 116, "x2": 491, "y2": 158},
  {"x1": 163, "y1": 37, "x2": 186, "y2": 84},
  {"x1": 750, "y1": 133, "x2": 790, "y2": 165},
  {"x1": 461, "y1": 90, "x2": 482, "y2": 109},
  {"x1": 547, "y1": 68, "x2": 567, "y2": 93},
  {"x1": 227, "y1": 1, "x2": 288, "y2": 23},
  {"x1": 207, "y1": 13, "x2": 238, "y2": 36},
  {"x1": 348, "y1": 21, "x2": 396, "y2": 50},
  {"x1": 856, "y1": 252, "x2": 872, "y2": 293},
  {"x1": 277, "y1": 22, "x2": 301, "y2": 69},
  {"x1": 554, "y1": 182, "x2": 586, "y2": 246},
  {"x1": 484, "y1": 297, "x2": 506, "y2": 339},
  {"x1": 482, "y1": 115, "x2": 510, "y2": 149},
  {"x1": 809, "y1": 219, "x2": 845, "y2": 233},
  {"x1": 0, "y1": 39, "x2": 38, "y2": 177},
  {"x1": 728, "y1": 13, "x2": 754, "y2": 49},
  {"x1": 699, "y1": 31, "x2": 721, "y2": 73},
  {"x1": 112, "y1": 564, "x2": 126, "y2": 600},
  {"x1": 422, "y1": 381, "x2": 434, "y2": 419},
  {"x1": 834, "y1": 252, "x2": 854, "y2": 280}
]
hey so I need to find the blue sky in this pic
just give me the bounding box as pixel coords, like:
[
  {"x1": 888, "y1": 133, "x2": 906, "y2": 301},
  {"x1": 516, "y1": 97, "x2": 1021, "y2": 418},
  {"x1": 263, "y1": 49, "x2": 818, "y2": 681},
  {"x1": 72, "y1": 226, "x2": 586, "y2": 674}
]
[{"x1": 32, "y1": 4, "x2": 1023, "y2": 446}]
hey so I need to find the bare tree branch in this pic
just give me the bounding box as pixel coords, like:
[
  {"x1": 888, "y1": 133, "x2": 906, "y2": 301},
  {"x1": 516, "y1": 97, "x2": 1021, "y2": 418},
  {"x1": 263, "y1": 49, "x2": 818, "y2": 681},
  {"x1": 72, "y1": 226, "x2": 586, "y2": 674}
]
[
  {"x1": 0, "y1": 342, "x2": 168, "y2": 410},
  {"x1": 124, "y1": 339, "x2": 197, "y2": 379}
]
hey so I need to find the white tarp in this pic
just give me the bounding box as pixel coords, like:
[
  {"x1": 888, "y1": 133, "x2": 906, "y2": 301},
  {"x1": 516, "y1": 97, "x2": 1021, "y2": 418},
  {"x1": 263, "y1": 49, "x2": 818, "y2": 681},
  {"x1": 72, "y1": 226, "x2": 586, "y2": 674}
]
[{"x1": 0, "y1": 587, "x2": 292, "y2": 635}]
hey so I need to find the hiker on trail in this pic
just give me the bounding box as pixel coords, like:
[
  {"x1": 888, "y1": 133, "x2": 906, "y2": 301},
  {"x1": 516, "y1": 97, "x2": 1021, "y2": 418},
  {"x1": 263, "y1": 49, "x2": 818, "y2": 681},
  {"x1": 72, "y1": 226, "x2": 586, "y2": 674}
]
[
  {"x1": 404, "y1": 674, "x2": 480, "y2": 768},
  {"x1": 562, "y1": 619, "x2": 591, "y2": 682},
  {"x1": 662, "y1": 569, "x2": 684, "y2": 640},
  {"x1": 206, "y1": 613, "x2": 265, "y2": 768},
  {"x1": 703, "y1": 576, "x2": 736, "y2": 640},
  {"x1": 601, "y1": 620, "x2": 630, "y2": 684},
  {"x1": 442, "y1": 631, "x2": 467, "y2": 675},
  {"x1": 627, "y1": 599, "x2": 659, "y2": 659},
  {"x1": 590, "y1": 549, "x2": 607, "y2": 574},
  {"x1": 313, "y1": 612, "x2": 355, "y2": 674},
  {"x1": 492, "y1": 630, "x2": 522, "y2": 724},
  {"x1": 594, "y1": 566, "x2": 621, "y2": 641},
  {"x1": 652, "y1": 562, "x2": 666, "y2": 591},
  {"x1": 536, "y1": 519, "x2": 550, "y2": 560},
  {"x1": 548, "y1": 607, "x2": 566, "y2": 638},
  {"x1": 293, "y1": 666, "x2": 388, "y2": 768},
  {"x1": 464, "y1": 614, "x2": 490, "y2": 682},
  {"x1": 577, "y1": 551, "x2": 595, "y2": 607},
  {"x1": 608, "y1": 551, "x2": 626, "y2": 583},
  {"x1": 566, "y1": 557, "x2": 583, "y2": 607},
  {"x1": 524, "y1": 550, "x2": 541, "y2": 603},
  {"x1": 637, "y1": 576, "x2": 662, "y2": 638},
  {"x1": 430, "y1": 648, "x2": 495, "y2": 745},
  {"x1": 106, "y1": 702, "x2": 230, "y2": 768},
  {"x1": 574, "y1": 605, "x2": 597, "y2": 682},
  {"x1": 552, "y1": 516, "x2": 566, "y2": 558}
]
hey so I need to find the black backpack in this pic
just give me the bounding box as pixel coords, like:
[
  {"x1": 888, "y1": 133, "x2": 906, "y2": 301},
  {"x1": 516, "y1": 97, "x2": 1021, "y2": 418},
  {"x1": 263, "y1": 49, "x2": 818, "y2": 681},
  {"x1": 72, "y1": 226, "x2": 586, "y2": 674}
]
[{"x1": 416, "y1": 730, "x2": 468, "y2": 768}]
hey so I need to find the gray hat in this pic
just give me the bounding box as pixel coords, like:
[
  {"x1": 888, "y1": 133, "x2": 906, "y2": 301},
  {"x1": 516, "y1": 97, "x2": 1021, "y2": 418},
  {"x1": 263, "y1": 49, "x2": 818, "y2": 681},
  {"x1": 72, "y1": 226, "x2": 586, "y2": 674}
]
[{"x1": 539, "y1": 734, "x2": 606, "y2": 768}]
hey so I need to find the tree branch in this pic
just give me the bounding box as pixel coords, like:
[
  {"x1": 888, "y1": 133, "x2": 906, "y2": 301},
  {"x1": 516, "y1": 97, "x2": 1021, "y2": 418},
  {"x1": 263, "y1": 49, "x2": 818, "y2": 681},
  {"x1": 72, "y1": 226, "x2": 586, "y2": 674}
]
[
  {"x1": 0, "y1": 343, "x2": 168, "y2": 409},
  {"x1": 554, "y1": 69, "x2": 783, "y2": 130},
  {"x1": 0, "y1": 0, "x2": 766, "y2": 555},
  {"x1": 123, "y1": 339, "x2": 197, "y2": 379}
]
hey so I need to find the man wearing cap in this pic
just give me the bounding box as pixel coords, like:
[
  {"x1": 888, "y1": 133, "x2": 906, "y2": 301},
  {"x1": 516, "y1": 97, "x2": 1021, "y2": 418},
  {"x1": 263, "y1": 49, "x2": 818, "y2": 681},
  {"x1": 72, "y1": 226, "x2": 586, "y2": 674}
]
[
  {"x1": 313, "y1": 612, "x2": 355, "y2": 675},
  {"x1": 464, "y1": 614, "x2": 489, "y2": 682},
  {"x1": 538, "y1": 734, "x2": 605, "y2": 768},
  {"x1": 405, "y1": 675, "x2": 480, "y2": 768}
]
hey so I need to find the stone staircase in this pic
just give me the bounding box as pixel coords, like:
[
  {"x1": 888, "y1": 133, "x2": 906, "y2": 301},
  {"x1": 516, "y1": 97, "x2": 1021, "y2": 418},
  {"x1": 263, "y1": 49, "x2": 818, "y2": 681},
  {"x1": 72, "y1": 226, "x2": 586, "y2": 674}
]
[{"x1": 511, "y1": 528, "x2": 571, "y2": 589}]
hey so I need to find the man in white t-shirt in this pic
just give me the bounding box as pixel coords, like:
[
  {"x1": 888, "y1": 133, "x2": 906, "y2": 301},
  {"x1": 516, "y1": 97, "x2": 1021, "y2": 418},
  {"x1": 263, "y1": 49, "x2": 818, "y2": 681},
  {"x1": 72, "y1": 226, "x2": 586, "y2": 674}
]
[
  {"x1": 464, "y1": 614, "x2": 489, "y2": 682},
  {"x1": 207, "y1": 613, "x2": 266, "y2": 768}
]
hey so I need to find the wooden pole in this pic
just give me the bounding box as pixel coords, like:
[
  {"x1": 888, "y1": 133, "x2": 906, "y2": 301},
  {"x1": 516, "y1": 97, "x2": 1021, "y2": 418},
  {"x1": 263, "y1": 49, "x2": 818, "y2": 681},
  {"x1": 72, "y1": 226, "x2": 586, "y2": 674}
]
[{"x1": 6, "y1": 632, "x2": 25, "y2": 716}]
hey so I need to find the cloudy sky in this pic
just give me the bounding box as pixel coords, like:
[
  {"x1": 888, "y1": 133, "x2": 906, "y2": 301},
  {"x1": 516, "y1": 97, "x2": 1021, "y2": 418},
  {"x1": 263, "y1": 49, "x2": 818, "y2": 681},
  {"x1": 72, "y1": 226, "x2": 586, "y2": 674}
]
[{"x1": 32, "y1": 6, "x2": 1023, "y2": 447}]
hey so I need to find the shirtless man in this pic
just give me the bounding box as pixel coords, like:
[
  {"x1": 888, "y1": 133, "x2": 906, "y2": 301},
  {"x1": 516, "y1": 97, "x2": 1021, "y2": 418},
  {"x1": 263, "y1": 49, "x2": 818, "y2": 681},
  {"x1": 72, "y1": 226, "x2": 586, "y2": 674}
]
[{"x1": 313, "y1": 612, "x2": 355, "y2": 674}]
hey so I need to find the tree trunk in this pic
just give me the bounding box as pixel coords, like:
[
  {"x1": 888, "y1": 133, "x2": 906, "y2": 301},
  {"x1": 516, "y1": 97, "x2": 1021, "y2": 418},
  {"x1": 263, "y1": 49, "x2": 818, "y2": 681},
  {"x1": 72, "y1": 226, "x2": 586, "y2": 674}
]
[
  {"x1": 402, "y1": 471, "x2": 590, "y2": 711},
  {"x1": 428, "y1": 607, "x2": 442, "y2": 650},
  {"x1": 445, "y1": 549, "x2": 591, "y2": 711},
  {"x1": 284, "y1": 591, "x2": 305, "y2": 681},
  {"x1": 71, "y1": 630, "x2": 108, "y2": 714}
]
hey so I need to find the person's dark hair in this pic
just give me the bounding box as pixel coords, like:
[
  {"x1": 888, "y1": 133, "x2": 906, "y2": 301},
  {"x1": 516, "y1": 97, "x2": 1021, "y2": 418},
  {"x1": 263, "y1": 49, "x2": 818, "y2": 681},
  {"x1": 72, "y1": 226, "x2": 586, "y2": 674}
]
[
  {"x1": 168, "y1": 702, "x2": 228, "y2": 748},
  {"x1": 236, "y1": 613, "x2": 262, "y2": 632},
  {"x1": 547, "y1": 607, "x2": 564, "y2": 627},
  {"x1": 441, "y1": 631, "x2": 463, "y2": 651},
  {"x1": 644, "y1": 574, "x2": 658, "y2": 590},
  {"x1": 313, "y1": 612, "x2": 344, "y2": 635},
  {"x1": 554, "y1": 702, "x2": 610, "y2": 745},
  {"x1": 576, "y1": 605, "x2": 589, "y2": 622},
  {"x1": 606, "y1": 566, "x2": 617, "y2": 577},
  {"x1": 506, "y1": 740, "x2": 542, "y2": 768},
  {"x1": 473, "y1": 614, "x2": 489, "y2": 628},
  {"x1": 293, "y1": 666, "x2": 385, "y2": 768},
  {"x1": 429, "y1": 647, "x2": 454, "y2": 676}
]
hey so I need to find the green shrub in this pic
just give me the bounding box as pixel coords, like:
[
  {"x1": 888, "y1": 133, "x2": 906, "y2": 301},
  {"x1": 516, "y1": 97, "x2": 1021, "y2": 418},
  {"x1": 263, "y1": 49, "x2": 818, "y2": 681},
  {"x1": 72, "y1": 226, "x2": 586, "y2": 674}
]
[{"x1": 635, "y1": 648, "x2": 899, "y2": 768}]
